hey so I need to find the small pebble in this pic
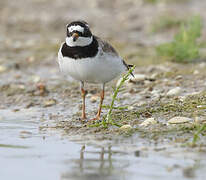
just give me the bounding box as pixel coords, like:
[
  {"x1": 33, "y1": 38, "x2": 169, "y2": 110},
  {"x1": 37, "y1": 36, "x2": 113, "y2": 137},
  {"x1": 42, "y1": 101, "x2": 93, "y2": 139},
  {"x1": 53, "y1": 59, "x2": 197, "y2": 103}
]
[
  {"x1": 32, "y1": 75, "x2": 41, "y2": 83},
  {"x1": 179, "y1": 96, "x2": 187, "y2": 102},
  {"x1": 134, "y1": 101, "x2": 147, "y2": 107},
  {"x1": 44, "y1": 99, "x2": 56, "y2": 107},
  {"x1": 188, "y1": 91, "x2": 201, "y2": 96},
  {"x1": 168, "y1": 116, "x2": 192, "y2": 124},
  {"x1": 167, "y1": 87, "x2": 181, "y2": 96},
  {"x1": 119, "y1": 124, "x2": 132, "y2": 131},
  {"x1": 18, "y1": 85, "x2": 25, "y2": 90},
  {"x1": 26, "y1": 56, "x2": 35, "y2": 63},
  {"x1": 0, "y1": 65, "x2": 7, "y2": 73},
  {"x1": 151, "y1": 90, "x2": 161, "y2": 100},
  {"x1": 140, "y1": 118, "x2": 157, "y2": 127},
  {"x1": 175, "y1": 75, "x2": 183, "y2": 80},
  {"x1": 199, "y1": 62, "x2": 206, "y2": 68},
  {"x1": 132, "y1": 74, "x2": 147, "y2": 81},
  {"x1": 193, "y1": 70, "x2": 199, "y2": 75},
  {"x1": 90, "y1": 95, "x2": 99, "y2": 103},
  {"x1": 127, "y1": 106, "x2": 134, "y2": 110},
  {"x1": 150, "y1": 73, "x2": 158, "y2": 79}
]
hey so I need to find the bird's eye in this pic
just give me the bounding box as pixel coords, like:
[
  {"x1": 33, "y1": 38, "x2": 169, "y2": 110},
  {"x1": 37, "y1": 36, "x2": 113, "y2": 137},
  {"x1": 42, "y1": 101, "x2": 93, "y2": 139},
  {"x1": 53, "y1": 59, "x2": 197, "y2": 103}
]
[{"x1": 84, "y1": 29, "x2": 91, "y2": 37}]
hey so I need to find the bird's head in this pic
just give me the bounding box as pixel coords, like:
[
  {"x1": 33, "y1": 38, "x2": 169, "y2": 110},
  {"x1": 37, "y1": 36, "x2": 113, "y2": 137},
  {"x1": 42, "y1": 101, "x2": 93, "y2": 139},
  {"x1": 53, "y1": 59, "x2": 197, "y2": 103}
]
[{"x1": 66, "y1": 21, "x2": 93, "y2": 47}]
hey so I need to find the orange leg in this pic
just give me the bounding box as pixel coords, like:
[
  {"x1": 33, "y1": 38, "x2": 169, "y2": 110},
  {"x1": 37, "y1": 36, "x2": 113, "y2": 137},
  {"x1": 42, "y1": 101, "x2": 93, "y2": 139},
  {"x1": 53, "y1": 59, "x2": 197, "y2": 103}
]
[
  {"x1": 80, "y1": 82, "x2": 87, "y2": 119},
  {"x1": 96, "y1": 87, "x2": 104, "y2": 120},
  {"x1": 90, "y1": 84, "x2": 105, "y2": 121}
]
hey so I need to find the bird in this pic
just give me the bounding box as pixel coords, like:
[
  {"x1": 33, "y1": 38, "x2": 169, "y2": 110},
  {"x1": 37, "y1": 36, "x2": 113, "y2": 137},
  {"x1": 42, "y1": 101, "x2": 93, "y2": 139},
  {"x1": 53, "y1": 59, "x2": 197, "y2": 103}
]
[{"x1": 58, "y1": 20, "x2": 134, "y2": 121}]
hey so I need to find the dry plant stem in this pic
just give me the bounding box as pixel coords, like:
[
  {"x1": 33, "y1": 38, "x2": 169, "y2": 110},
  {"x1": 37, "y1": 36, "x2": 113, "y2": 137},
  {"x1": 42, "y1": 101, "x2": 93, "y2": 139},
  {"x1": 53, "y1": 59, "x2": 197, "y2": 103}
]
[
  {"x1": 106, "y1": 66, "x2": 135, "y2": 124},
  {"x1": 80, "y1": 81, "x2": 87, "y2": 119}
]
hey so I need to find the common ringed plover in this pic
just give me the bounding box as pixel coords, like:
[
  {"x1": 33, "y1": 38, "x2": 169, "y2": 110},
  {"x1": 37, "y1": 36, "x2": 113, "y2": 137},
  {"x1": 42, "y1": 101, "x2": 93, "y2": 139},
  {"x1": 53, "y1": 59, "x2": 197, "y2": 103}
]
[{"x1": 58, "y1": 21, "x2": 134, "y2": 121}]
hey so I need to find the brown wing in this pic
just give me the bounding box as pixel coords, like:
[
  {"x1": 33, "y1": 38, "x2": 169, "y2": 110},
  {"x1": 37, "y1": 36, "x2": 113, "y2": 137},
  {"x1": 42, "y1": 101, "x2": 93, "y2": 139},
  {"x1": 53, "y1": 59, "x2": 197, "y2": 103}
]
[
  {"x1": 95, "y1": 36, "x2": 134, "y2": 77},
  {"x1": 95, "y1": 36, "x2": 118, "y2": 56}
]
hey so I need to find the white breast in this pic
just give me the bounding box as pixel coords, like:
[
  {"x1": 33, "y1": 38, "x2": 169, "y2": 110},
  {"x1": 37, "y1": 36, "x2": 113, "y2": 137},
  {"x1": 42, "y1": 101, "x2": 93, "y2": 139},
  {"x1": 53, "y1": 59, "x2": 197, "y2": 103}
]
[{"x1": 58, "y1": 44, "x2": 126, "y2": 84}]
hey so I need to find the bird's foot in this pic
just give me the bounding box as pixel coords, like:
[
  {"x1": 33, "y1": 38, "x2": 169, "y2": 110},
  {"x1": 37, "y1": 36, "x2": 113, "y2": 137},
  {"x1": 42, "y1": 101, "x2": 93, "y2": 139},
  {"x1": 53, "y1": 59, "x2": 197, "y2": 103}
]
[
  {"x1": 86, "y1": 116, "x2": 101, "y2": 124},
  {"x1": 78, "y1": 115, "x2": 87, "y2": 123},
  {"x1": 81, "y1": 116, "x2": 87, "y2": 120}
]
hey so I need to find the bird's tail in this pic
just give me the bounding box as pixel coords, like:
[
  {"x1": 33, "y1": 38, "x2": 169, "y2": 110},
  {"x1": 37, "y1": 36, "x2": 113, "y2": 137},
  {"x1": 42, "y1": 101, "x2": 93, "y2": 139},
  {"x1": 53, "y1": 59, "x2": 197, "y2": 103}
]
[
  {"x1": 128, "y1": 64, "x2": 135, "y2": 77},
  {"x1": 122, "y1": 60, "x2": 135, "y2": 77}
]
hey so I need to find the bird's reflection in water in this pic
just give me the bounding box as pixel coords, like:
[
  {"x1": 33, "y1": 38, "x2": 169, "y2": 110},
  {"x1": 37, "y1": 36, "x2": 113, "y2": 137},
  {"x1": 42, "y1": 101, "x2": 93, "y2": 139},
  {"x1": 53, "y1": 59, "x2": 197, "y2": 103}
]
[
  {"x1": 61, "y1": 145, "x2": 127, "y2": 180},
  {"x1": 79, "y1": 145, "x2": 85, "y2": 172}
]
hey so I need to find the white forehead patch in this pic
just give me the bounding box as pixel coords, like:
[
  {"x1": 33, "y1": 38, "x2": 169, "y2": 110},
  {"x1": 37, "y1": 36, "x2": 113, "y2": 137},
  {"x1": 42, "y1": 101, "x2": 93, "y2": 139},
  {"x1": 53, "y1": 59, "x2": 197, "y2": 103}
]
[{"x1": 68, "y1": 25, "x2": 84, "y2": 33}]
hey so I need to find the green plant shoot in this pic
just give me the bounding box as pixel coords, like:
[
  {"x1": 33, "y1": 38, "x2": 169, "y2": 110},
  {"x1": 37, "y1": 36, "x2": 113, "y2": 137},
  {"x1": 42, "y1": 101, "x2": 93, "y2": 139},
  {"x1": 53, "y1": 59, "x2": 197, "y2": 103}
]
[
  {"x1": 156, "y1": 15, "x2": 203, "y2": 63},
  {"x1": 105, "y1": 65, "x2": 136, "y2": 125}
]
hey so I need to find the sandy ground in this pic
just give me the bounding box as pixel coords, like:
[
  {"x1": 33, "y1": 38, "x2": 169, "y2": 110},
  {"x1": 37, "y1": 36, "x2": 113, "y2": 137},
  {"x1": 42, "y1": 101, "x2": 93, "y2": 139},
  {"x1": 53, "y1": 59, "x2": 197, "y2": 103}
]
[
  {"x1": 0, "y1": 1, "x2": 206, "y2": 179},
  {"x1": 0, "y1": 0, "x2": 206, "y2": 141}
]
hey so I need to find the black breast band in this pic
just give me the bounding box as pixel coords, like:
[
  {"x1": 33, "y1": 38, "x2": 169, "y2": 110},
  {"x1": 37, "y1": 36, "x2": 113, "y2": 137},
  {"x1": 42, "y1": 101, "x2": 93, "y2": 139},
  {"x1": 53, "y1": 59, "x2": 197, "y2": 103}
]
[{"x1": 61, "y1": 37, "x2": 98, "y2": 59}]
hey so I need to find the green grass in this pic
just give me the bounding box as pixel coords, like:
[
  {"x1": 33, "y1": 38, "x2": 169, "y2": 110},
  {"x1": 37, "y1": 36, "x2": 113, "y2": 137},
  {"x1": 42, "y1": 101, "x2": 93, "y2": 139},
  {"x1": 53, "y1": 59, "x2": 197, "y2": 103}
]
[
  {"x1": 192, "y1": 124, "x2": 206, "y2": 145},
  {"x1": 151, "y1": 16, "x2": 186, "y2": 33},
  {"x1": 90, "y1": 66, "x2": 136, "y2": 128},
  {"x1": 106, "y1": 66, "x2": 136, "y2": 123},
  {"x1": 137, "y1": 92, "x2": 206, "y2": 119},
  {"x1": 156, "y1": 16, "x2": 203, "y2": 63}
]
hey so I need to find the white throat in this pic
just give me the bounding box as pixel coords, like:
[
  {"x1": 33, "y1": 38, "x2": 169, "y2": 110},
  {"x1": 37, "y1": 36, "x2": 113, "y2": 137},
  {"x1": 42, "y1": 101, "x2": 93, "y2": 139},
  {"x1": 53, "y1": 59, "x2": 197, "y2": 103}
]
[{"x1": 66, "y1": 36, "x2": 93, "y2": 47}]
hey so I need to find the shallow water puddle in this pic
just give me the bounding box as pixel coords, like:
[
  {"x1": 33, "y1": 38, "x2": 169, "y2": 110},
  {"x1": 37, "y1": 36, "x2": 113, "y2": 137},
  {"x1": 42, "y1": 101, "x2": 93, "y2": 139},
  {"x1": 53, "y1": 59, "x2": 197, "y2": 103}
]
[{"x1": 0, "y1": 109, "x2": 205, "y2": 180}]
